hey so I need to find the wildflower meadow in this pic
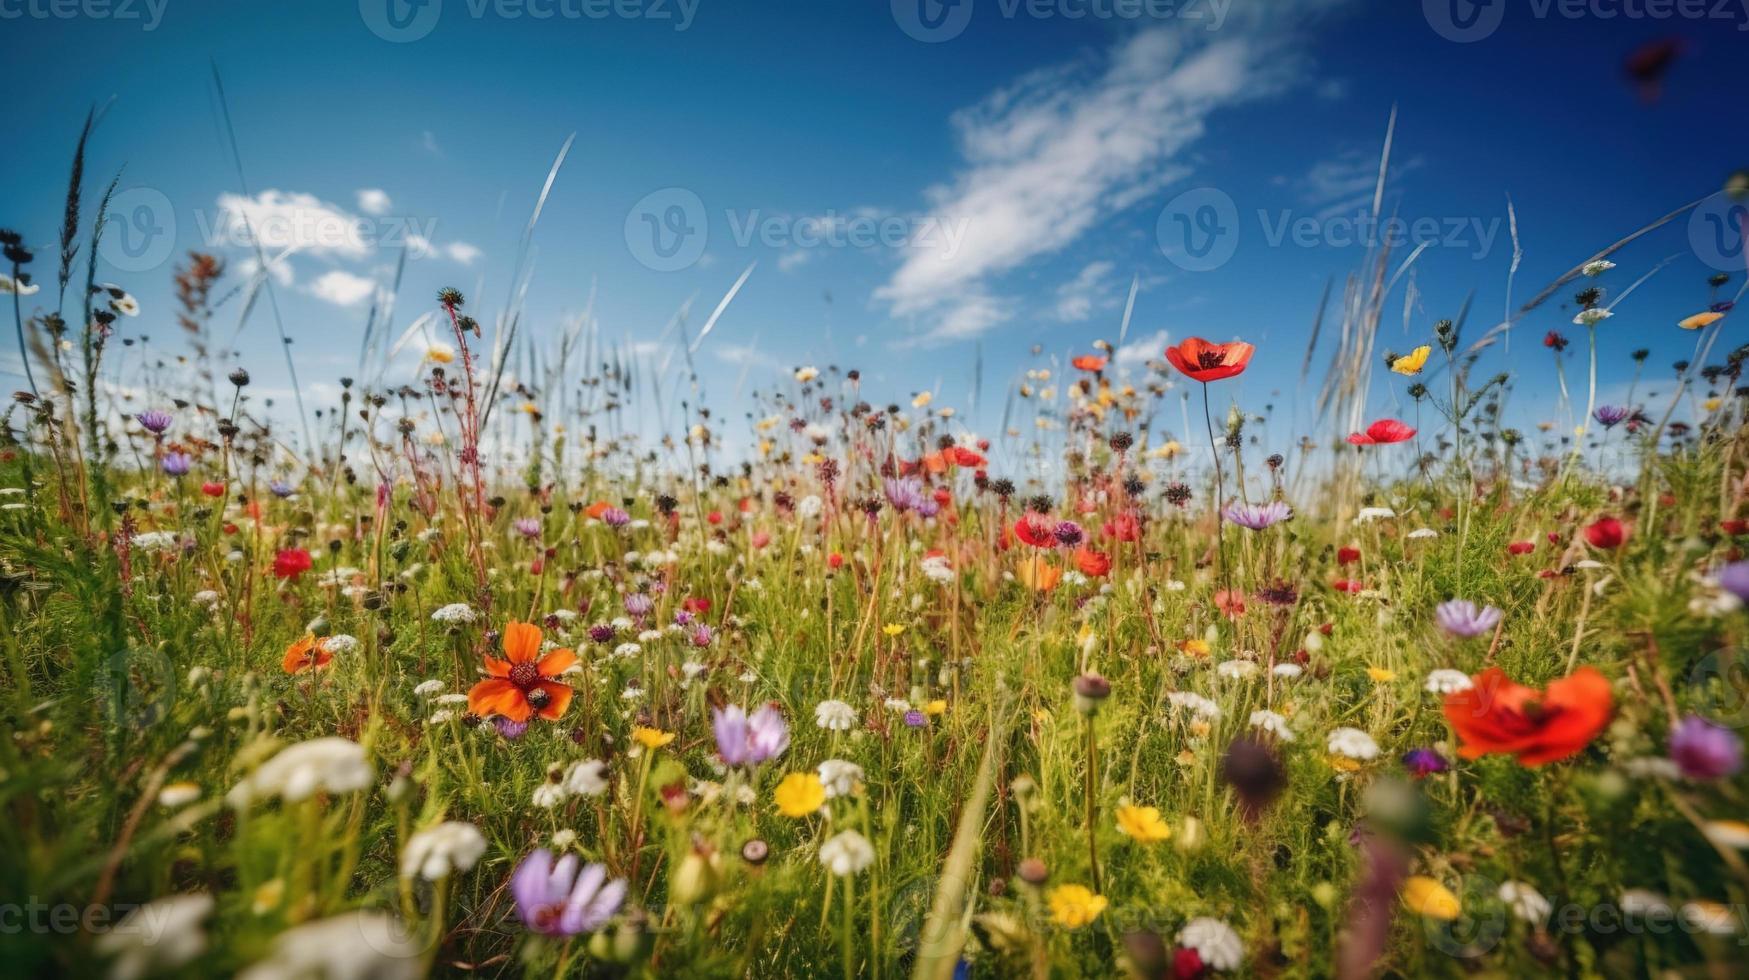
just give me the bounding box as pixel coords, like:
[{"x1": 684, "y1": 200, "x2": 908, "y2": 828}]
[{"x1": 5, "y1": 8, "x2": 1749, "y2": 979}]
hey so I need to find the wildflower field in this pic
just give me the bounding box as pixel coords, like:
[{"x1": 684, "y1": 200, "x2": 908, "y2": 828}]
[{"x1": 5, "y1": 123, "x2": 1749, "y2": 980}]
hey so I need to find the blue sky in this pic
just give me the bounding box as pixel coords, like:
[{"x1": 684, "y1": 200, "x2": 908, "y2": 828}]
[{"x1": 5, "y1": 0, "x2": 1747, "y2": 463}]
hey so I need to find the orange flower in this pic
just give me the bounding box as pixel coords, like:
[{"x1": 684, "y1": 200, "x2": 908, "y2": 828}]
[
  {"x1": 584, "y1": 501, "x2": 613, "y2": 520},
  {"x1": 1017, "y1": 556, "x2": 1062, "y2": 592},
  {"x1": 1443, "y1": 667, "x2": 1613, "y2": 766},
  {"x1": 1165, "y1": 337, "x2": 1254, "y2": 383},
  {"x1": 467, "y1": 621, "x2": 577, "y2": 723},
  {"x1": 1074, "y1": 547, "x2": 1112, "y2": 577},
  {"x1": 1071, "y1": 354, "x2": 1108, "y2": 373},
  {"x1": 282, "y1": 634, "x2": 333, "y2": 674}
]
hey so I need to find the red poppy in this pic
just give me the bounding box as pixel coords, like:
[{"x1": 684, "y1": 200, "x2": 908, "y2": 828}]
[
  {"x1": 751, "y1": 531, "x2": 771, "y2": 549},
  {"x1": 1214, "y1": 589, "x2": 1246, "y2": 618},
  {"x1": 1336, "y1": 546, "x2": 1361, "y2": 565},
  {"x1": 1507, "y1": 541, "x2": 1536, "y2": 556},
  {"x1": 272, "y1": 548, "x2": 312, "y2": 580},
  {"x1": 1164, "y1": 337, "x2": 1255, "y2": 383},
  {"x1": 1013, "y1": 513, "x2": 1055, "y2": 548},
  {"x1": 682, "y1": 596, "x2": 712, "y2": 615},
  {"x1": 1443, "y1": 666, "x2": 1613, "y2": 766},
  {"x1": 282, "y1": 634, "x2": 333, "y2": 674},
  {"x1": 467, "y1": 621, "x2": 576, "y2": 723},
  {"x1": 949, "y1": 446, "x2": 986, "y2": 468},
  {"x1": 1071, "y1": 354, "x2": 1108, "y2": 373},
  {"x1": 1074, "y1": 547, "x2": 1112, "y2": 577},
  {"x1": 707, "y1": 510, "x2": 723, "y2": 525},
  {"x1": 1346, "y1": 419, "x2": 1417, "y2": 445},
  {"x1": 1721, "y1": 519, "x2": 1748, "y2": 535},
  {"x1": 932, "y1": 488, "x2": 953, "y2": 508},
  {"x1": 827, "y1": 552, "x2": 844, "y2": 569},
  {"x1": 1332, "y1": 579, "x2": 1365, "y2": 593},
  {"x1": 1103, "y1": 512, "x2": 1141, "y2": 542},
  {"x1": 201, "y1": 481, "x2": 226, "y2": 498},
  {"x1": 1584, "y1": 516, "x2": 1626, "y2": 549}
]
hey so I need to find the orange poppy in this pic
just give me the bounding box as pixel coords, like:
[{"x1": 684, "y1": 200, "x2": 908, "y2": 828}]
[
  {"x1": 467, "y1": 621, "x2": 577, "y2": 723},
  {"x1": 1074, "y1": 547, "x2": 1112, "y2": 577},
  {"x1": 584, "y1": 501, "x2": 613, "y2": 520},
  {"x1": 1165, "y1": 337, "x2": 1254, "y2": 383},
  {"x1": 1017, "y1": 556, "x2": 1062, "y2": 592},
  {"x1": 282, "y1": 634, "x2": 333, "y2": 674},
  {"x1": 1443, "y1": 667, "x2": 1613, "y2": 766},
  {"x1": 1071, "y1": 354, "x2": 1108, "y2": 373}
]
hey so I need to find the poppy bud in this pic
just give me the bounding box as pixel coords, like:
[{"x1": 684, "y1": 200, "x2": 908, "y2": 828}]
[{"x1": 1071, "y1": 673, "x2": 1111, "y2": 716}]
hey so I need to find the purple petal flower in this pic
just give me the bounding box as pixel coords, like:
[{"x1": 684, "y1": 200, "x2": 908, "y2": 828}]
[
  {"x1": 904, "y1": 709, "x2": 927, "y2": 728},
  {"x1": 512, "y1": 849, "x2": 627, "y2": 936},
  {"x1": 601, "y1": 506, "x2": 631, "y2": 527},
  {"x1": 161, "y1": 452, "x2": 192, "y2": 477},
  {"x1": 1593, "y1": 405, "x2": 1631, "y2": 429},
  {"x1": 690, "y1": 624, "x2": 714, "y2": 647},
  {"x1": 1401, "y1": 747, "x2": 1449, "y2": 778},
  {"x1": 1434, "y1": 599, "x2": 1503, "y2": 639},
  {"x1": 624, "y1": 593, "x2": 653, "y2": 618},
  {"x1": 269, "y1": 479, "x2": 295, "y2": 499},
  {"x1": 883, "y1": 476, "x2": 927, "y2": 513},
  {"x1": 1718, "y1": 562, "x2": 1749, "y2": 604},
  {"x1": 1669, "y1": 715, "x2": 1742, "y2": 780},
  {"x1": 1052, "y1": 520, "x2": 1085, "y2": 548},
  {"x1": 1222, "y1": 501, "x2": 1292, "y2": 530},
  {"x1": 712, "y1": 704, "x2": 790, "y2": 767},
  {"x1": 513, "y1": 518, "x2": 542, "y2": 539},
  {"x1": 136, "y1": 409, "x2": 173, "y2": 434},
  {"x1": 494, "y1": 717, "x2": 529, "y2": 740}
]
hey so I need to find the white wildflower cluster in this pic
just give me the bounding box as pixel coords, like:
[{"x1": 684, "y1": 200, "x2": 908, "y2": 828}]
[
  {"x1": 399, "y1": 821, "x2": 487, "y2": 881},
  {"x1": 227, "y1": 737, "x2": 372, "y2": 807},
  {"x1": 237, "y1": 911, "x2": 422, "y2": 980},
  {"x1": 1248, "y1": 710, "x2": 1294, "y2": 742},
  {"x1": 817, "y1": 759, "x2": 863, "y2": 798},
  {"x1": 431, "y1": 603, "x2": 477, "y2": 624},
  {"x1": 1166, "y1": 691, "x2": 1221, "y2": 721},
  {"x1": 1423, "y1": 669, "x2": 1473, "y2": 695},
  {"x1": 533, "y1": 760, "x2": 610, "y2": 809},
  {"x1": 1326, "y1": 727, "x2": 1379, "y2": 761},
  {"x1": 814, "y1": 699, "x2": 858, "y2": 731},
  {"x1": 818, "y1": 830, "x2": 875, "y2": 876},
  {"x1": 1178, "y1": 917, "x2": 1243, "y2": 971}
]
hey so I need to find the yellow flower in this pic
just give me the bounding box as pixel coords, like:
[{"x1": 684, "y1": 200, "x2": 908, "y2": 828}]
[
  {"x1": 1115, "y1": 804, "x2": 1172, "y2": 843},
  {"x1": 1047, "y1": 884, "x2": 1108, "y2": 928},
  {"x1": 774, "y1": 772, "x2": 826, "y2": 817},
  {"x1": 756, "y1": 414, "x2": 781, "y2": 432},
  {"x1": 924, "y1": 699, "x2": 947, "y2": 716},
  {"x1": 424, "y1": 342, "x2": 455, "y2": 364},
  {"x1": 912, "y1": 391, "x2": 933, "y2": 408},
  {"x1": 1391, "y1": 345, "x2": 1431, "y2": 376},
  {"x1": 1188, "y1": 720, "x2": 1211, "y2": 739},
  {"x1": 1175, "y1": 749, "x2": 1197, "y2": 766},
  {"x1": 882, "y1": 623, "x2": 906, "y2": 638},
  {"x1": 1016, "y1": 557, "x2": 1062, "y2": 592},
  {"x1": 794, "y1": 366, "x2": 820, "y2": 383},
  {"x1": 801, "y1": 452, "x2": 824, "y2": 466},
  {"x1": 632, "y1": 727, "x2": 675, "y2": 749},
  {"x1": 758, "y1": 439, "x2": 774, "y2": 457},
  {"x1": 1329, "y1": 756, "x2": 1362, "y2": 773},
  {"x1": 1680, "y1": 311, "x2": 1725, "y2": 331},
  {"x1": 519, "y1": 401, "x2": 540, "y2": 415},
  {"x1": 1705, "y1": 398, "x2": 1723, "y2": 412},
  {"x1": 1177, "y1": 638, "x2": 1211, "y2": 659},
  {"x1": 1150, "y1": 440, "x2": 1182, "y2": 459},
  {"x1": 1402, "y1": 876, "x2": 1461, "y2": 920},
  {"x1": 1366, "y1": 666, "x2": 1397, "y2": 683}
]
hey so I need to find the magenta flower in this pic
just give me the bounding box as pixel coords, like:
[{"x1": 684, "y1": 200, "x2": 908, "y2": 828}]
[
  {"x1": 883, "y1": 476, "x2": 927, "y2": 513},
  {"x1": 511, "y1": 850, "x2": 626, "y2": 936},
  {"x1": 1222, "y1": 501, "x2": 1292, "y2": 530},
  {"x1": 1435, "y1": 599, "x2": 1503, "y2": 638},
  {"x1": 1401, "y1": 747, "x2": 1448, "y2": 778},
  {"x1": 713, "y1": 704, "x2": 790, "y2": 766},
  {"x1": 601, "y1": 506, "x2": 631, "y2": 527},
  {"x1": 136, "y1": 409, "x2": 173, "y2": 434},
  {"x1": 1718, "y1": 562, "x2": 1749, "y2": 604},
  {"x1": 513, "y1": 518, "x2": 542, "y2": 539}
]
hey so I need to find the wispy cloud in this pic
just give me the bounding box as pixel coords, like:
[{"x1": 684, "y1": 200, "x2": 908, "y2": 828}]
[
  {"x1": 1115, "y1": 328, "x2": 1170, "y2": 366},
  {"x1": 356, "y1": 188, "x2": 392, "y2": 215},
  {"x1": 308, "y1": 269, "x2": 376, "y2": 307},
  {"x1": 1053, "y1": 260, "x2": 1117, "y2": 322},
  {"x1": 879, "y1": 12, "x2": 1330, "y2": 347}
]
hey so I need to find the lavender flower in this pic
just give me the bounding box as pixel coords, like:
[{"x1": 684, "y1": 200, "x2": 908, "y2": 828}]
[
  {"x1": 1718, "y1": 562, "x2": 1749, "y2": 604},
  {"x1": 601, "y1": 506, "x2": 631, "y2": 527},
  {"x1": 1222, "y1": 501, "x2": 1292, "y2": 530},
  {"x1": 513, "y1": 518, "x2": 542, "y2": 539},
  {"x1": 883, "y1": 476, "x2": 927, "y2": 513},
  {"x1": 162, "y1": 452, "x2": 192, "y2": 477},
  {"x1": 136, "y1": 409, "x2": 173, "y2": 434},
  {"x1": 511, "y1": 850, "x2": 626, "y2": 936},
  {"x1": 269, "y1": 480, "x2": 295, "y2": 499},
  {"x1": 712, "y1": 704, "x2": 790, "y2": 767},
  {"x1": 624, "y1": 593, "x2": 653, "y2": 618},
  {"x1": 903, "y1": 709, "x2": 927, "y2": 728},
  {"x1": 1669, "y1": 715, "x2": 1742, "y2": 780},
  {"x1": 1435, "y1": 599, "x2": 1503, "y2": 638},
  {"x1": 690, "y1": 624, "x2": 715, "y2": 647},
  {"x1": 1593, "y1": 405, "x2": 1632, "y2": 429},
  {"x1": 494, "y1": 717, "x2": 529, "y2": 741}
]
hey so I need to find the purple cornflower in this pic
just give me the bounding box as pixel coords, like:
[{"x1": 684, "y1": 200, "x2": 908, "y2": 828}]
[
  {"x1": 513, "y1": 517, "x2": 542, "y2": 539},
  {"x1": 690, "y1": 624, "x2": 715, "y2": 647},
  {"x1": 1401, "y1": 747, "x2": 1449, "y2": 779},
  {"x1": 1593, "y1": 405, "x2": 1632, "y2": 429},
  {"x1": 915, "y1": 496, "x2": 941, "y2": 519},
  {"x1": 903, "y1": 709, "x2": 927, "y2": 728},
  {"x1": 623, "y1": 593, "x2": 653, "y2": 618},
  {"x1": 1718, "y1": 562, "x2": 1749, "y2": 604},
  {"x1": 511, "y1": 850, "x2": 626, "y2": 936},
  {"x1": 712, "y1": 704, "x2": 790, "y2": 767},
  {"x1": 1435, "y1": 599, "x2": 1503, "y2": 639},
  {"x1": 1222, "y1": 501, "x2": 1292, "y2": 530},
  {"x1": 588, "y1": 624, "x2": 616, "y2": 644},
  {"x1": 673, "y1": 610, "x2": 694, "y2": 627},
  {"x1": 136, "y1": 409, "x2": 173, "y2": 434},
  {"x1": 1669, "y1": 715, "x2": 1742, "y2": 780},
  {"x1": 494, "y1": 716, "x2": 529, "y2": 740},
  {"x1": 1052, "y1": 520, "x2": 1085, "y2": 548},
  {"x1": 883, "y1": 476, "x2": 927, "y2": 513},
  {"x1": 161, "y1": 452, "x2": 192, "y2": 477},
  {"x1": 269, "y1": 480, "x2": 295, "y2": 499},
  {"x1": 601, "y1": 506, "x2": 631, "y2": 527}
]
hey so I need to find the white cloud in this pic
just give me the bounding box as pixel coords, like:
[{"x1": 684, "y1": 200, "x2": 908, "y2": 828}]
[
  {"x1": 210, "y1": 190, "x2": 372, "y2": 260},
  {"x1": 1053, "y1": 260, "x2": 1116, "y2": 322},
  {"x1": 237, "y1": 255, "x2": 293, "y2": 288},
  {"x1": 877, "y1": 10, "x2": 1331, "y2": 347},
  {"x1": 1115, "y1": 328, "x2": 1170, "y2": 366},
  {"x1": 777, "y1": 250, "x2": 812, "y2": 273},
  {"x1": 445, "y1": 242, "x2": 482, "y2": 265},
  {"x1": 419, "y1": 131, "x2": 443, "y2": 156},
  {"x1": 356, "y1": 188, "x2": 392, "y2": 215},
  {"x1": 308, "y1": 270, "x2": 376, "y2": 307},
  {"x1": 1296, "y1": 147, "x2": 1422, "y2": 221}
]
